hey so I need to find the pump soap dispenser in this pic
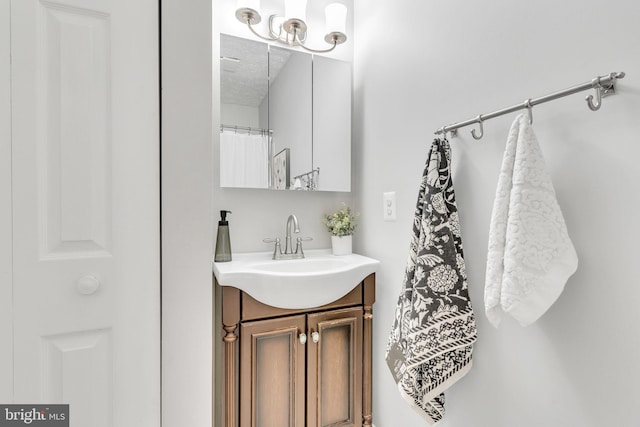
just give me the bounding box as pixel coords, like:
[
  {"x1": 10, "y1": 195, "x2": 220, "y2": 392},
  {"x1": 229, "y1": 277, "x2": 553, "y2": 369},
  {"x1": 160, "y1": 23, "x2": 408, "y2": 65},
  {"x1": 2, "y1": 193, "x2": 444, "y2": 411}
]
[{"x1": 214, "y1": 210, "x2": 232, "y2": 262}]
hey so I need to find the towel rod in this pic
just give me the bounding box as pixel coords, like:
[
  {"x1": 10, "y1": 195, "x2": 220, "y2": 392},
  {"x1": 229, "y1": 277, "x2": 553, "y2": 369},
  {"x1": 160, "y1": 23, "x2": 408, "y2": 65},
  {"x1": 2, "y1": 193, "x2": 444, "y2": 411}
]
[
  {"x1": 220, "y1": 124, "x2": 273, "y2": 135},
  {"x1": 293, "y1": 167, "x2": 320, "y2": 181},
  {"x1": 435, "y1": 71, "x2": 626, "y2": 139}
]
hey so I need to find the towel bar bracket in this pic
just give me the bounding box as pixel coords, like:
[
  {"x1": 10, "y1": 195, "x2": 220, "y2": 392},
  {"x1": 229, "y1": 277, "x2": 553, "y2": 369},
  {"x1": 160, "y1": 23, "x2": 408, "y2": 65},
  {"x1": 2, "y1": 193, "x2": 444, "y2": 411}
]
[{"x1": 599, "y1": 79, "x2": 618, "y2": 98}]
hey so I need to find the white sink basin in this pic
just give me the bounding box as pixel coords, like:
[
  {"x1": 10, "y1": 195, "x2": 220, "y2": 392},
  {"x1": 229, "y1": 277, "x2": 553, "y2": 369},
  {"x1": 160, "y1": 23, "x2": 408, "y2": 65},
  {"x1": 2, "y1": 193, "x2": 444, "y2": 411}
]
[{"x1": 213, "y1": 249, "x2": 380, "y2": 309}]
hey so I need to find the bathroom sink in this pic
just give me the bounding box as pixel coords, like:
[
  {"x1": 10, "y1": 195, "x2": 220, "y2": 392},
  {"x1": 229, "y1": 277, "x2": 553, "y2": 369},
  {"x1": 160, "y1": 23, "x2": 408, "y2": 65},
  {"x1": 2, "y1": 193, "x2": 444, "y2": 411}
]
[
  {"x1": 250, "y1": 257, "x2": 350, "y2": 274},
  {"x1": 213, "y1": 249, "x2": 380, "y2": 309}
]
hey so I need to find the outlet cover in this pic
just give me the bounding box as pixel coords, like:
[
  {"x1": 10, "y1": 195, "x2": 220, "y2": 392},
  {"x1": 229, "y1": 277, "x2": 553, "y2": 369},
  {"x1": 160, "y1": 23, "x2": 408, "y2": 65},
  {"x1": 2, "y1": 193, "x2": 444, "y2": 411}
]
[{"x1": 383, "y1": 192, "x2": 396, "y2": 221}]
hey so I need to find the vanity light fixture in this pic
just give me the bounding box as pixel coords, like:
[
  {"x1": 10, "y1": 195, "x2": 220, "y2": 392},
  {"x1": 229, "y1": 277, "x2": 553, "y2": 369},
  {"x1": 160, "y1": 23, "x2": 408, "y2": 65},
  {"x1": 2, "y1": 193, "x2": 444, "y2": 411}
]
[{"x1": 235, "y1": 0, "x2": 347, "y2": 53}]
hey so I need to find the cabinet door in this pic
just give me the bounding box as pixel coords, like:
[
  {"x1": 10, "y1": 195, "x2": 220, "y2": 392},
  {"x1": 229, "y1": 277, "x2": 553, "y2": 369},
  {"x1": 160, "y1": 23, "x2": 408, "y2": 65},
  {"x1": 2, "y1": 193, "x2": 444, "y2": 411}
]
[
  {"x1": 307, "y1": 307, "x2": 363, "y2": 427},
  {"x1": 240, "y1": 314, "x2": 307, "y2": 427}
]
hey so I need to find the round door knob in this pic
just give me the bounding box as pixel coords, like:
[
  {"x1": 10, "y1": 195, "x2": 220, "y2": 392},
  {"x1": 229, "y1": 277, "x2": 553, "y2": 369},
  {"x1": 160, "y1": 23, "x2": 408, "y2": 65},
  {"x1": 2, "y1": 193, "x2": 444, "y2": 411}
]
[
  {"x1": 311, "y1": 331, "x2": 320, "y2": 343},
  {"x1": 76, "y1": 275, "x2": 101, "y2": 295},
  {"x1": 299, "y1": 333, "x2": 307, "y2": 345}
]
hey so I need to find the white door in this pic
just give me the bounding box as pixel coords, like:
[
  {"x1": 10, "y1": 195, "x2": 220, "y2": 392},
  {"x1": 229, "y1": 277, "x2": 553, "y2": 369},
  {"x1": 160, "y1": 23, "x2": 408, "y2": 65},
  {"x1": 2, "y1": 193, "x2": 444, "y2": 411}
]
[{"x1": 9, "y1": 0, "x2": 160, "y2": 425}]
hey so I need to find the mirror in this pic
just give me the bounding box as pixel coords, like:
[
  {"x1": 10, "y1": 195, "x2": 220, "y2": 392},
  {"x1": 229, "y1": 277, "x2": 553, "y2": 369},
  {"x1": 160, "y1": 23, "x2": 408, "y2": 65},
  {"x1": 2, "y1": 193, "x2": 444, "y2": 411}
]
[
  {"x1": 313, "y1": 55, "x2": 351, "y2": 191},
  {"x1": 269, "y1": 46, "x2": 312, "y2": 189},
  {"x1": 220, "y1": 35, "x2": 270, "y2": 189},
  {"x1": 220, "y1": 34, "x2": 351, "y2": 192}
]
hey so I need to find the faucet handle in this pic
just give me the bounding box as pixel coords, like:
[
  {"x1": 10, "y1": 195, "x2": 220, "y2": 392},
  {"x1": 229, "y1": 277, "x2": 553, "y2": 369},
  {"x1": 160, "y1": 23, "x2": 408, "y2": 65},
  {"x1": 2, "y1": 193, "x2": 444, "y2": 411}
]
[
  {"x1": 263, "y1": 237, "x2": 283, "y2": 260},
  {"x1": 294, "y1": 236, "x2": 313, "y2": 257}
]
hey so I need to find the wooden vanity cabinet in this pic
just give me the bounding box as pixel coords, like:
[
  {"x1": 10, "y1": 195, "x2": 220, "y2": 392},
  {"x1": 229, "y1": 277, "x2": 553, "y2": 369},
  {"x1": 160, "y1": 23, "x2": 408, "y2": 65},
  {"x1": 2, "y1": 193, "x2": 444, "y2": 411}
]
[{"x1": 216, "y1": 274, "x2": 375, "y2": 427}]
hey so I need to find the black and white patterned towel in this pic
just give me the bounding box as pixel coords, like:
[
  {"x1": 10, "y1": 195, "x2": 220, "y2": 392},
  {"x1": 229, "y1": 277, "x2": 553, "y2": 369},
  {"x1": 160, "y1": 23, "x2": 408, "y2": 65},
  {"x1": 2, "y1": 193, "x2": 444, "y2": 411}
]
[{"x1": 386, "y1": 138, "x2": 477, "y2": 424}]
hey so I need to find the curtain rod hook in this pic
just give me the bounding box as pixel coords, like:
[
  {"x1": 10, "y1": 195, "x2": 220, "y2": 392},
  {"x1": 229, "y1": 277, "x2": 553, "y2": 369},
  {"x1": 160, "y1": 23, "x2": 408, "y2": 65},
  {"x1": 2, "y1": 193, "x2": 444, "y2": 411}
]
[{"x1": 470, "y1": 115, "x2": 484, "y2": 140}]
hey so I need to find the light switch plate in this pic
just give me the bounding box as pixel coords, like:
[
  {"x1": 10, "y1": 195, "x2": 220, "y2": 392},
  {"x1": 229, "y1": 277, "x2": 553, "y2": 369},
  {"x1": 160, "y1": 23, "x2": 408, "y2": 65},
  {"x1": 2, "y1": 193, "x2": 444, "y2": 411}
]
[{"x1": 383, "y1": 192, "x2": 396, "y2": 221}]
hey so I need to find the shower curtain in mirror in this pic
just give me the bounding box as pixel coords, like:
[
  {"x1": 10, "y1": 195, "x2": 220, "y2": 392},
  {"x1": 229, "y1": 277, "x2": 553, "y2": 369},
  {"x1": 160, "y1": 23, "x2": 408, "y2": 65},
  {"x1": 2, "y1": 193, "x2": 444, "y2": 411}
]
[
  {"x1": 220, "y1": 130, "x2": 270, "y2": 188},
  {"x1": 386, "y1": 138, "x2": 477, "y2": 425}
]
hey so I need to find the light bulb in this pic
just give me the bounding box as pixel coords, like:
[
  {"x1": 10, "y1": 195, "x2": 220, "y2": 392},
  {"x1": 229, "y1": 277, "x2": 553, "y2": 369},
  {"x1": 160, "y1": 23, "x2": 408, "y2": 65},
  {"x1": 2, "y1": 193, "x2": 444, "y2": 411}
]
[
  {"x1": 284, "y1": 0, "x2": 307, "y2": 22},
  {"x1": 325, "y1": 3, "x2": 346, "y2": 35}
]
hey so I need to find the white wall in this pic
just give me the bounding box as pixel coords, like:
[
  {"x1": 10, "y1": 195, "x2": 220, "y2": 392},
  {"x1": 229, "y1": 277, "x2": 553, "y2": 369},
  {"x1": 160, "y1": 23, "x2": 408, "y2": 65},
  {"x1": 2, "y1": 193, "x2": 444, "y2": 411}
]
[
  {"x1": 0, "y1": 0, "x2": 13, "y2": 403},
  {"x1": 221, "y1": 103, "x2": 261, "y2": 128},
  {"x1": 161, "y1": 0, "x2": 214, "y2": 426},
  {"x1": 353, "y1": 1, "x2": 640, "y2": 426}
]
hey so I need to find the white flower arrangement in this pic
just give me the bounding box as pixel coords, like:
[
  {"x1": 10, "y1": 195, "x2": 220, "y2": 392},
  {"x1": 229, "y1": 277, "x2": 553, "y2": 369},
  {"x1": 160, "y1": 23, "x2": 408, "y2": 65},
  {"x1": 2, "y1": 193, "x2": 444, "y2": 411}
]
[{"x1": 323, "y1": 204, "x2": 358, "y2": 237}]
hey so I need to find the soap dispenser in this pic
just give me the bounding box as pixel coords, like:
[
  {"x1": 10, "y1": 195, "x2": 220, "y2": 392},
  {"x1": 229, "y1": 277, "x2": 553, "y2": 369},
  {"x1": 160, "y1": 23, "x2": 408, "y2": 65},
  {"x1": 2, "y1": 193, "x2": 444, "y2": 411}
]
[{"x1": 214, "y1": 210, "x2": 232, "y2": 262}]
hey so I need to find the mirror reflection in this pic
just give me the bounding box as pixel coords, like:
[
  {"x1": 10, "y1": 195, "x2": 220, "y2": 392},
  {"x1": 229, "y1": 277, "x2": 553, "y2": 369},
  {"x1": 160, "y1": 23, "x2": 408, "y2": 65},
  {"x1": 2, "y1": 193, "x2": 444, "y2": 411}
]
[
  {"x1": 220, "y1": 35, "x2": 270, "y2": 188},
  {"x1": 219, "y1": 34, "x2": 351, "y2": 192},
  {"x1": 269, "y1": 46, "x2": 312, "y2": 189}
]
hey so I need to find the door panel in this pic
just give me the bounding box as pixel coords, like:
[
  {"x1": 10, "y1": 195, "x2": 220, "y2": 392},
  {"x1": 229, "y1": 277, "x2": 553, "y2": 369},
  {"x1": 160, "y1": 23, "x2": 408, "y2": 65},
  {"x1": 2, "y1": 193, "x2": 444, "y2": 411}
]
[
  {"x1": 42, "y1": 329, "x2": 112, "y2": 419},
  {"x1": 240, "y1": 315, "x2": 306, "y2": 427},
  {"x1": 38, "y1": 1, "x2": 112, "y2": 259},
  {"x1": 10, "y1": 0, "x2": 159, "y2": 425},
  {"x1": 308, "y1": 308, "x2": 363, "y2": 427}
]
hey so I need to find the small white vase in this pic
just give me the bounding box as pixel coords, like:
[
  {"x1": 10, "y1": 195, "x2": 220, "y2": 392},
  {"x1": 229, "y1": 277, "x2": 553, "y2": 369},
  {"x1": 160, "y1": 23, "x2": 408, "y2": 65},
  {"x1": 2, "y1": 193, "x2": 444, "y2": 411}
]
[{"x1": 331, "y1": 235, "x2": 352, "y2": 256}]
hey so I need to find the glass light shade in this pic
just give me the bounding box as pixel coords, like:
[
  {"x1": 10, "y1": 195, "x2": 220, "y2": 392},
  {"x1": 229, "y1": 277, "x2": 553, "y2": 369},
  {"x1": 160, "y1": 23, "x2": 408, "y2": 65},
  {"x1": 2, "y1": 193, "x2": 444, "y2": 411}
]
[
  {"x1": 237, "y1": 0, "x2": 260, "y2": 11},
  {"x1": 284, "y1": 0, "x2": 307, "y2": 21},
  {"x1": 325, "y1": 3, "x2": 347, "y2": 34}
]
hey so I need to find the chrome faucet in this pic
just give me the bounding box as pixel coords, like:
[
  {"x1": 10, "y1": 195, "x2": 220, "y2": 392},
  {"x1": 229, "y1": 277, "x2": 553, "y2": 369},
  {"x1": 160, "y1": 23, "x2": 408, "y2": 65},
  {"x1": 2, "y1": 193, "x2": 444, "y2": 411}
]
[
  {"x1": 284, "y1": 214, "x2": 300, "y2": 255},
  {"x1": 263, "y1": 214, "x2": 313, "y2": 260}
]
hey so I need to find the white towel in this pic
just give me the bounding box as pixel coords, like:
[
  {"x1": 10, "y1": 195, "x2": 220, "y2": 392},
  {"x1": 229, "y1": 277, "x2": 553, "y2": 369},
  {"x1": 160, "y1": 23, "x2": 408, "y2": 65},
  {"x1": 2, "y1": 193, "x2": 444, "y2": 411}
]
[{"x1": 485, "y1": 114, "x2": 578, "y2": 327}]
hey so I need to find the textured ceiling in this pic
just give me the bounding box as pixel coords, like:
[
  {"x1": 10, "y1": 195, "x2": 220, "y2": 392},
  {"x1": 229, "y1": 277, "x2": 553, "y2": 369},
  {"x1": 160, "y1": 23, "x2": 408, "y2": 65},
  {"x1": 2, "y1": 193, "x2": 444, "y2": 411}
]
[{"x1": 220, "y1": 34, "x2": 290, "y2": 107}]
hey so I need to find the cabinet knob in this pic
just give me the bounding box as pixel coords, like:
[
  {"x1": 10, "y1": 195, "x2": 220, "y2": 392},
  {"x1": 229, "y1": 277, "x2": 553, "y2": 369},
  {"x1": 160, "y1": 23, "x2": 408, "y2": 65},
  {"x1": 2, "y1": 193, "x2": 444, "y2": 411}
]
[
  {"x1": 299, "y1": 333, "x2": 307, "y2": 344},
  {"x1": 311, "y1": 331, "x2": 320, "y2": 343}
]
